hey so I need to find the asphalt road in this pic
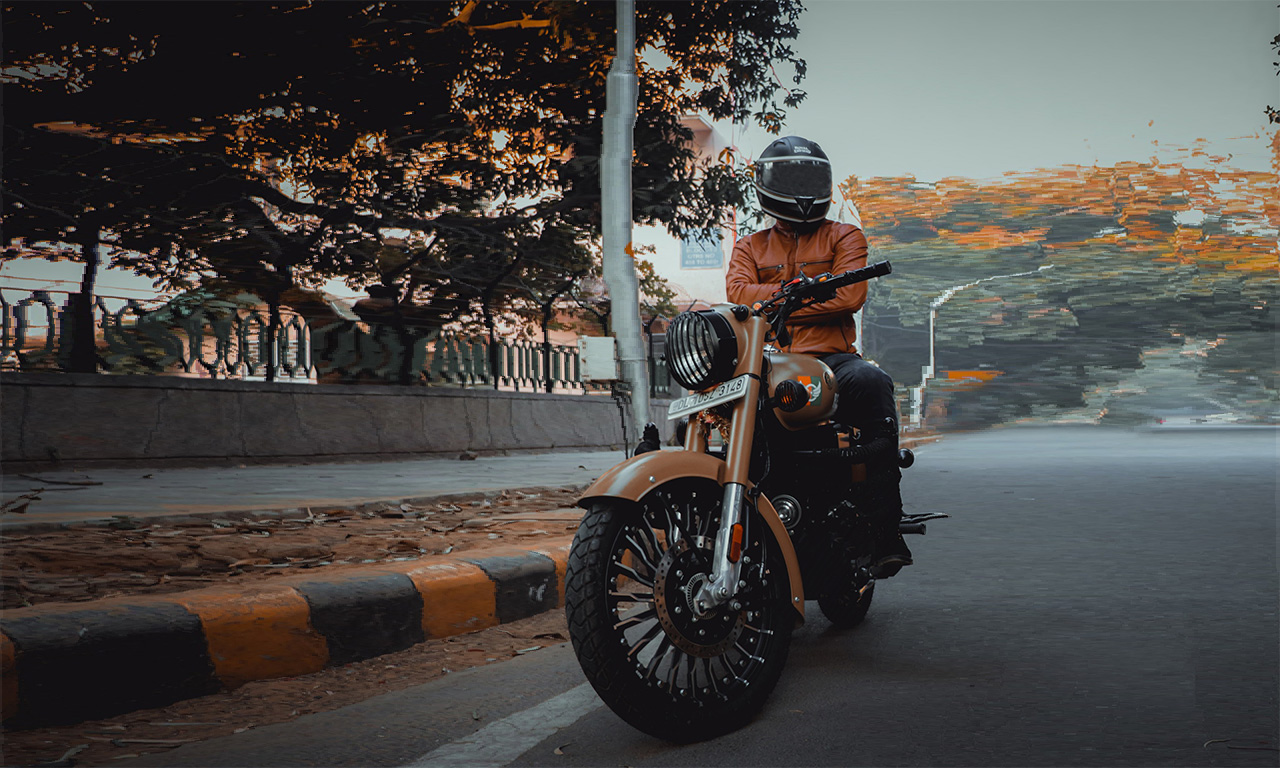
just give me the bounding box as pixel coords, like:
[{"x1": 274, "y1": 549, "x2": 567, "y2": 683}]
[{"x1": 126, "y1": 426, "x2": 1279, "y2": 768}]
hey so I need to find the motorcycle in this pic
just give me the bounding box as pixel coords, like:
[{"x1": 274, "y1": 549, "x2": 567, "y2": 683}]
[{"x1": 564, "y1": 260, "x2": 944, "y2": 741}]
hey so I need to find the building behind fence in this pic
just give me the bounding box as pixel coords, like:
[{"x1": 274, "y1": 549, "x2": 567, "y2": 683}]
[{"x1": 0, "y1": 289, "x2": 674, "y2": 398}]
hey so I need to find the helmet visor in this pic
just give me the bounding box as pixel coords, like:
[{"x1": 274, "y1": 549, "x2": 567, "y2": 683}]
[{"x1": 755, "y1": 157, "x2": 832, "y2": 199}]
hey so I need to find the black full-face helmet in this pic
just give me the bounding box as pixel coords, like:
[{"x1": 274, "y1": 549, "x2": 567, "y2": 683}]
[{"x1": 754, "y1": 135, "x2": 833, "y2": 224}]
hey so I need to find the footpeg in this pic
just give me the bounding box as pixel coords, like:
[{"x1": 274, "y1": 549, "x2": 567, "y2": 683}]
[{"x1": 899, "y1": 512, "x2": 949, "y2": 535}]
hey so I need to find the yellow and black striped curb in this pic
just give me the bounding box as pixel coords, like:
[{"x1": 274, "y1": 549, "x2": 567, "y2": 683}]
[{"x1": 0, "y1": 542, "x2": 570, "y2": 730}]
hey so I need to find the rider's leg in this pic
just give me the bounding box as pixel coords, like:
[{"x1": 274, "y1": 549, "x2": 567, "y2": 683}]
[{"x1": 821, "y1": 353, "x2": 912, "y2": 574}]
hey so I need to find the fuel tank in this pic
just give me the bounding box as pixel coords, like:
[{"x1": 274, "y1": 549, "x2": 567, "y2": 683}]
[{"x1": 765, "y1": 352, "x2": 837, "y2": 430}]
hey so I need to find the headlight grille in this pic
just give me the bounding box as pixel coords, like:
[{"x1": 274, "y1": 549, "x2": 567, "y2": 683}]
[{"x1": 666, "y1": 310, "x2": 738, "y2": 391}]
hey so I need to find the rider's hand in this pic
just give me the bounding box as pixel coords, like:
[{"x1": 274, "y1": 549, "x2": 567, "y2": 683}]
[{"x1": 810, "y1": 273, "x2": 838, "y2": 303}]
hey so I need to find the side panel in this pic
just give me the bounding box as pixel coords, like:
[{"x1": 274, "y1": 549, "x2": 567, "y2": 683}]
[{"x1": 579, "y1": 450, "x2": 806, "y2": 623}]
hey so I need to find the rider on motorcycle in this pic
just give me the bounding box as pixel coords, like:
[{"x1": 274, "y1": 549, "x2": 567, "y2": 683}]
[{"x1": 726, "y1": 135, "x2": 912, "y2": 576}]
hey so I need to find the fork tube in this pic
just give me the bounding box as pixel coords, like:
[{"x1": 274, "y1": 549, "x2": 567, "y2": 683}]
[
  {"x1": 724, "y1": 316, "x2": 767, "y2": 486},
  {"x1": 684, "y1": 416, "x2": 708, "y2": 453},
  {"x1": 699, "y1": 316, "x2": 768, "y2": 609}
]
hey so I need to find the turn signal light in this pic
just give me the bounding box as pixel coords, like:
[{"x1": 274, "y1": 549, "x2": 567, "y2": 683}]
[
  {"x1": 728, "y1": 523, "x2": 744, "y2": 563},
  {"x1": 772, "y1": 379, "x2": 808, "y2": 413}
]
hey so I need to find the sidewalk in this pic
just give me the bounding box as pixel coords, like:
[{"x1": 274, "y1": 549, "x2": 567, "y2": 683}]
[{"x1": 0, "y1": 449, "x2": 627, "y2": 532}]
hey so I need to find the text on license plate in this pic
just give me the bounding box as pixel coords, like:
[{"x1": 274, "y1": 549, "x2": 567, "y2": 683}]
[{"x1": 666, "y1": 374, "x2": 750, "y2": 420}]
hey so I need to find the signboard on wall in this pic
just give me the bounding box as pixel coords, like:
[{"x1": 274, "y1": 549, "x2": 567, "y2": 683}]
[{"x1": 680, "y1": 233, "x2": 723, "y2": 269}]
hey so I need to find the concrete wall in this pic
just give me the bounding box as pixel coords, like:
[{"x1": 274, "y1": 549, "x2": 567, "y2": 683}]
[{"x1": 1, "y1": 373, "x2": 673, "y2": 472}]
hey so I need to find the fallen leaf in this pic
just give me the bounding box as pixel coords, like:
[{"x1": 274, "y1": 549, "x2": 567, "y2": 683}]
[
  {"x1": 38, "y1": 743, "x2": 88, "y2": 767},
  {"x1": 553, "y1": 742, "x2": 571, "y2": 755},
  {"x1": 228, "y1": 558, "x2": 270, "y2": 568},
  {"x1": 19, "y1": 474, "x2": 102, "y2": 486}
]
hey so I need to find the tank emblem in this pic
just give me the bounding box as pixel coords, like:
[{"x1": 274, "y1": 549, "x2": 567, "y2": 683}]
[{"x1": 796, "y1": 375, "x2": 821, "y2": 403}]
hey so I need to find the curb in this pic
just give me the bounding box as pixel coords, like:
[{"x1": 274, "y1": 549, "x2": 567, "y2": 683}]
[{"x1": 0, "y1": 542, "x2": 571, "y2": 729}]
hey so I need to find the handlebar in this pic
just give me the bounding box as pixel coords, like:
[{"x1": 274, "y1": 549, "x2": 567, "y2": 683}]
[
  {"x1": 832, "y1": 259, "x2": 893, "y2": 287},
  {"x1": 751, "y1": 260, "x2": 892, "y2": 348},
  {"x1": 752, "y1": 260, "x2": 892, "y2": 315}
]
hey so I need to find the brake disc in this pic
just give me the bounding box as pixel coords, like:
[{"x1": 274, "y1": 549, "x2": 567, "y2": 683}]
[{"x1": 652, "y1": 538, "x2": 745, "y2": 658}]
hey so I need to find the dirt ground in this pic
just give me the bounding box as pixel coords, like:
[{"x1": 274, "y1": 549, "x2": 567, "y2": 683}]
[
  {"x1": 0, "y1": 487, "x2": 585, "y2": 610},
  {"x1": 0, "y1": 486, "x2": 587, "y2": 767}
]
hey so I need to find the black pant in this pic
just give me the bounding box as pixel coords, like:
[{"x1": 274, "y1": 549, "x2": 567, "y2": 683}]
[{"x1": 820, "y1": 352, "x2": 901, "y2": 481}]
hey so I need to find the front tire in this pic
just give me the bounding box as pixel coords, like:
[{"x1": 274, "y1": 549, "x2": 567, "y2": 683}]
[{"x1": 565, "y1": 479, "x2": 793, "y2": 742}]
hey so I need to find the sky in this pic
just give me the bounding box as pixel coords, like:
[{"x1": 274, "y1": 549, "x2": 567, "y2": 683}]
[
  {"x1": 726, "y1": 0, "x2": 1277, "y2": 183},
  {"x1": 4, "y1": 0, "x2": 1276, "y2": 301}
]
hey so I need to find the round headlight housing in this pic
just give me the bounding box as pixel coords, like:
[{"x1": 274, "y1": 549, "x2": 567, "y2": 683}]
[{"x1": 665, "y1": 310, "x2": 738, "y2": 391}]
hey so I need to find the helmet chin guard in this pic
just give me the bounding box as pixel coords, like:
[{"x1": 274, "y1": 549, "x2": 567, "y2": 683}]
[{"x1": 754, "y1": 136, "x2": 833, "y2": 223}]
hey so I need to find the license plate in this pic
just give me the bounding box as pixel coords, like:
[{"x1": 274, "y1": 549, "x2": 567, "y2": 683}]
[{"x1": 667, "y1": 374, "x2": 750, "y2": 420}]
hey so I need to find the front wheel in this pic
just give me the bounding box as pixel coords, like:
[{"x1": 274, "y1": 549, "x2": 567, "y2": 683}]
[{"x1": 565, "y1": 479, "x2": 793, "y2": 742}]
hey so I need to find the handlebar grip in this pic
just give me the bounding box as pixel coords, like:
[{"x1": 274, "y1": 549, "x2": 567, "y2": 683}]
[
  {"x1": 828, "y1": 260, "x2": 892, "y2": 289},
  {"x1": 860, "y1": 260, "x2": 892, "y2": 279}
]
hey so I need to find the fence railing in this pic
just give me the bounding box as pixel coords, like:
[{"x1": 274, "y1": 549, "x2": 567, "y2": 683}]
[
  {"x1": 0, "y1": 289, "x2": 673, "y2": 396},
  {"x1": 0, "y1": 290, "x2": 314, "y2": 382}
]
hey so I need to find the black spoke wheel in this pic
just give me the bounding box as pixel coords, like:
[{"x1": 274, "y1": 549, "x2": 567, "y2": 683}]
[
  {"x1": 818, "y1": 573, "x2": 874, "y2": 628},
  {"x1": 565, "y1": 478, "x2": 793, "y2": 742},
  {"x1": 817, "y1": 531, "x2": 875, "y2": 628}
]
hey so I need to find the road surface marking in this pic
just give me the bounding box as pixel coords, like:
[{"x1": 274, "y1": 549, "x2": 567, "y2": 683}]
[{"x1": 406, "y1": 683, "x2": 601, "y2": 767}]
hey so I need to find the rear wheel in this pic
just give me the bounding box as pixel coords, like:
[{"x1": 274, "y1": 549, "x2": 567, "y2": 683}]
[
  {"x1": 565, "y1": 479, "x2": 793, "y2": 742},
  {"x1": 818, "y1": 577, "x2": 874, "y2": 628}
]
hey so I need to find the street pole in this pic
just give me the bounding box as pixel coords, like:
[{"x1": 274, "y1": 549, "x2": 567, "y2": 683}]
[{"x1": 601, "y1": 0, "x2": 650, "y2": 445}]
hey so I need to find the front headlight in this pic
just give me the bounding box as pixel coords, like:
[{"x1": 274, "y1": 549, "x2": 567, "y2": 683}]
[{"x1": 665, "y1": 310, "x2": 738, "y2": 391}]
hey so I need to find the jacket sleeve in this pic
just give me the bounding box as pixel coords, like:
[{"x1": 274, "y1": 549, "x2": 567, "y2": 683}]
[
  {"x1": 790, "y1": 226, "x2": 868, "y2": 322},
  {"x1": 725, "y1": 236, "x2": 779, "y2": 308}
]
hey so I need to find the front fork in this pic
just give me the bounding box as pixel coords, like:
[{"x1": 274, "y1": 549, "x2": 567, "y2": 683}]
[
  {"x1": 693, "y1": 482, "x2": 749, "y2": 613},
  {"x1": 692, "y1": 314, "x2": 769, "y2": 614}
]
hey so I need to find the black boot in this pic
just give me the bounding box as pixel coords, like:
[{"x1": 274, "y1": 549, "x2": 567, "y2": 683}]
[
  {"x1": 868, "y1": 476, "x2": 912, "y2": 577},
  {"x1": 864, "y1": 417, "x2": 911, "y2": 577}
]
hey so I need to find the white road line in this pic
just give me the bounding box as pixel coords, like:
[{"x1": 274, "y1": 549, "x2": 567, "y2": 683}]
[{"x1": 406, "y1": 683, "x2": 602, "y2": 767}]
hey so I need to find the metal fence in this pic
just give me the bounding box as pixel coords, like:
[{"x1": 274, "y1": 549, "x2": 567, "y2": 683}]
[{"x1": 0, "y1": 289, "x2": 672, "y2": 396}]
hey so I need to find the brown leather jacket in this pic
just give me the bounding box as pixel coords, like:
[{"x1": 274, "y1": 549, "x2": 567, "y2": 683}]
[{"x1": 726, "y1": 219, "x2": 869, "y2": 355}]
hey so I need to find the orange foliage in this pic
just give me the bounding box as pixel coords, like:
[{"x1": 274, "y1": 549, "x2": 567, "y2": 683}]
[{"x1": 842, "y1": 137, "x2": 1279, "y2": 275}]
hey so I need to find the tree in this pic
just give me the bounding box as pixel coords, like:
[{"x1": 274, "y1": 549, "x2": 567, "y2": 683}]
[
  {"x1": 3, "y1": 1, "x2": 806, "y2": 378},
  {"x1": 844, "y1": 141, "x2": 1277, "y2": 429}
]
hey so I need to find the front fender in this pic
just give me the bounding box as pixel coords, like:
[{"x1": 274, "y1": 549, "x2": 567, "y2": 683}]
[{"x1": 578, "y1": 450, "x2": 805, "y2": 623}]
